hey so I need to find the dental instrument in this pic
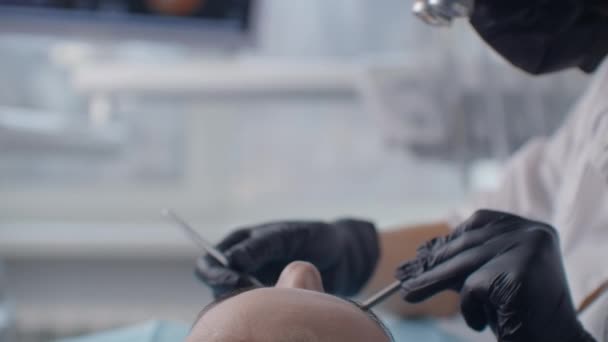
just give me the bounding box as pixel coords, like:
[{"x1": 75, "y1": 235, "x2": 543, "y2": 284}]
[
  {"x1": 361, "y1": 281, "x2": 402, "y2": 310},
  {"x1": 161, "y1": 208, "x2": 264, "y2": 287}
]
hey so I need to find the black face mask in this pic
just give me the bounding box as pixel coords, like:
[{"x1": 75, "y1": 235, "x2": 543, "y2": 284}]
[{"x1": 470, "y1": 0, "x2": 608, "y2": 74}]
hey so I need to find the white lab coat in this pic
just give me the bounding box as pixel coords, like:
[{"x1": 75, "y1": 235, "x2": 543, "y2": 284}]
[{"x1": 447, "y1": 58, "x2": 608, "y2": 340}]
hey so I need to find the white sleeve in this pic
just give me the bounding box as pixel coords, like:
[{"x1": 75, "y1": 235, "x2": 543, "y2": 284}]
[
  {"x1": 446, "y1": 57, "x2": 608, "y2": 228},
  {"x1": 445, "y1": 104, "x2": 577, "y2": 228},
  {"x1": 580, "y1": 291, "x2": 608, "y2": 342}
]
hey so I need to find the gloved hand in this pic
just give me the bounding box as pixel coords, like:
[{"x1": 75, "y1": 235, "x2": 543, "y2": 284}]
[
  {"x1": 396, "y1": 210, "x2": 596, "y2": 342},
  {"x1": 196, "y1": 219, "x2": 379, "y2": 298},
  {"x1": 468, "y1": 0, "x2": 608, "y2": 74}
]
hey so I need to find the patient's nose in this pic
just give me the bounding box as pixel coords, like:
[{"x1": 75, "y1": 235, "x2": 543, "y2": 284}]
[{"x1": 275, "y1": 261, "x2": 325, "y2": 292}]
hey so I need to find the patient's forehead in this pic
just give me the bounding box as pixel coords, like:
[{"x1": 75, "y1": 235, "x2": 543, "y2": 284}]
[{"x1": 189, "y1": 288, "x2": 390, "y2": 342}]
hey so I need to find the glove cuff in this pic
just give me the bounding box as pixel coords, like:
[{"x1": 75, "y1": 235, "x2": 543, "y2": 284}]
[
  {"x1": 332, "y1": 219, "x2": 380, "y2": 296},
  {"x1": 565, "y1": 326, "x2": 597, "y2": 342}
]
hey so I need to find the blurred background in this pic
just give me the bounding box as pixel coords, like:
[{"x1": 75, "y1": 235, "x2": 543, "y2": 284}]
[{"x1": 0, "y1": 0, "x2": 589, "y2": 341}]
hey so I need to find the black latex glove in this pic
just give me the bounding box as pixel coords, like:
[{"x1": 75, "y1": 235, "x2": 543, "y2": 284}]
[
  {"x1": 469, "y1": 0, "x2": 608, "y2": 74},
  {"x1": 396, "y1": 210, "x2": 595, "y2": 342},
  {"x1": 196, "y1": 219, "x2": 379, "y2": 298}
]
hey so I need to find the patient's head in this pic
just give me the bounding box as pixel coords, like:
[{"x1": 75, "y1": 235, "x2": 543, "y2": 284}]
[{"x1": 188, "y1": 261, "x2": 393, "y2": 342}]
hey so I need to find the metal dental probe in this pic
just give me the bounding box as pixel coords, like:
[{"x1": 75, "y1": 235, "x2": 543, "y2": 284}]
[
  {"x1": 162, "y1": 208, "x2": 230, "y2": 266},
  {"x1": 161, "y1": 209, "x2": 264, "y2": 287},
  {"x1": 360, "y1": 281, "x2": 402, "y2": 310}
]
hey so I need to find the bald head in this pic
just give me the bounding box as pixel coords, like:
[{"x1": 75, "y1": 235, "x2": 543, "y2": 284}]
[{"x1": 188, "y1": 262, "x2": 392, "y2": 342}]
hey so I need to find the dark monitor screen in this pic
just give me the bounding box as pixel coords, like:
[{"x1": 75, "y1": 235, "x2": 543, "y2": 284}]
[{"x1": 0, "y1": 0, "x2": 253, "y2": 45}]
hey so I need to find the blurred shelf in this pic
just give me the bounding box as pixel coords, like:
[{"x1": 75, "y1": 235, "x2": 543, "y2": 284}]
[
  {"x1": 72, "y1": 59, "x2": 360, "y2": 95},
  {"x1": 0, "y1": 198, "x2": 461, "y2": 260},
  {"x1": 0, "y1": 223, "x2": 200, "y2": 260}
]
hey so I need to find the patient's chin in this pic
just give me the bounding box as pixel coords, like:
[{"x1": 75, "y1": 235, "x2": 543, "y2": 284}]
[{"x1": 275, "y1": 261, "x2": 325, "y2": 292}]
